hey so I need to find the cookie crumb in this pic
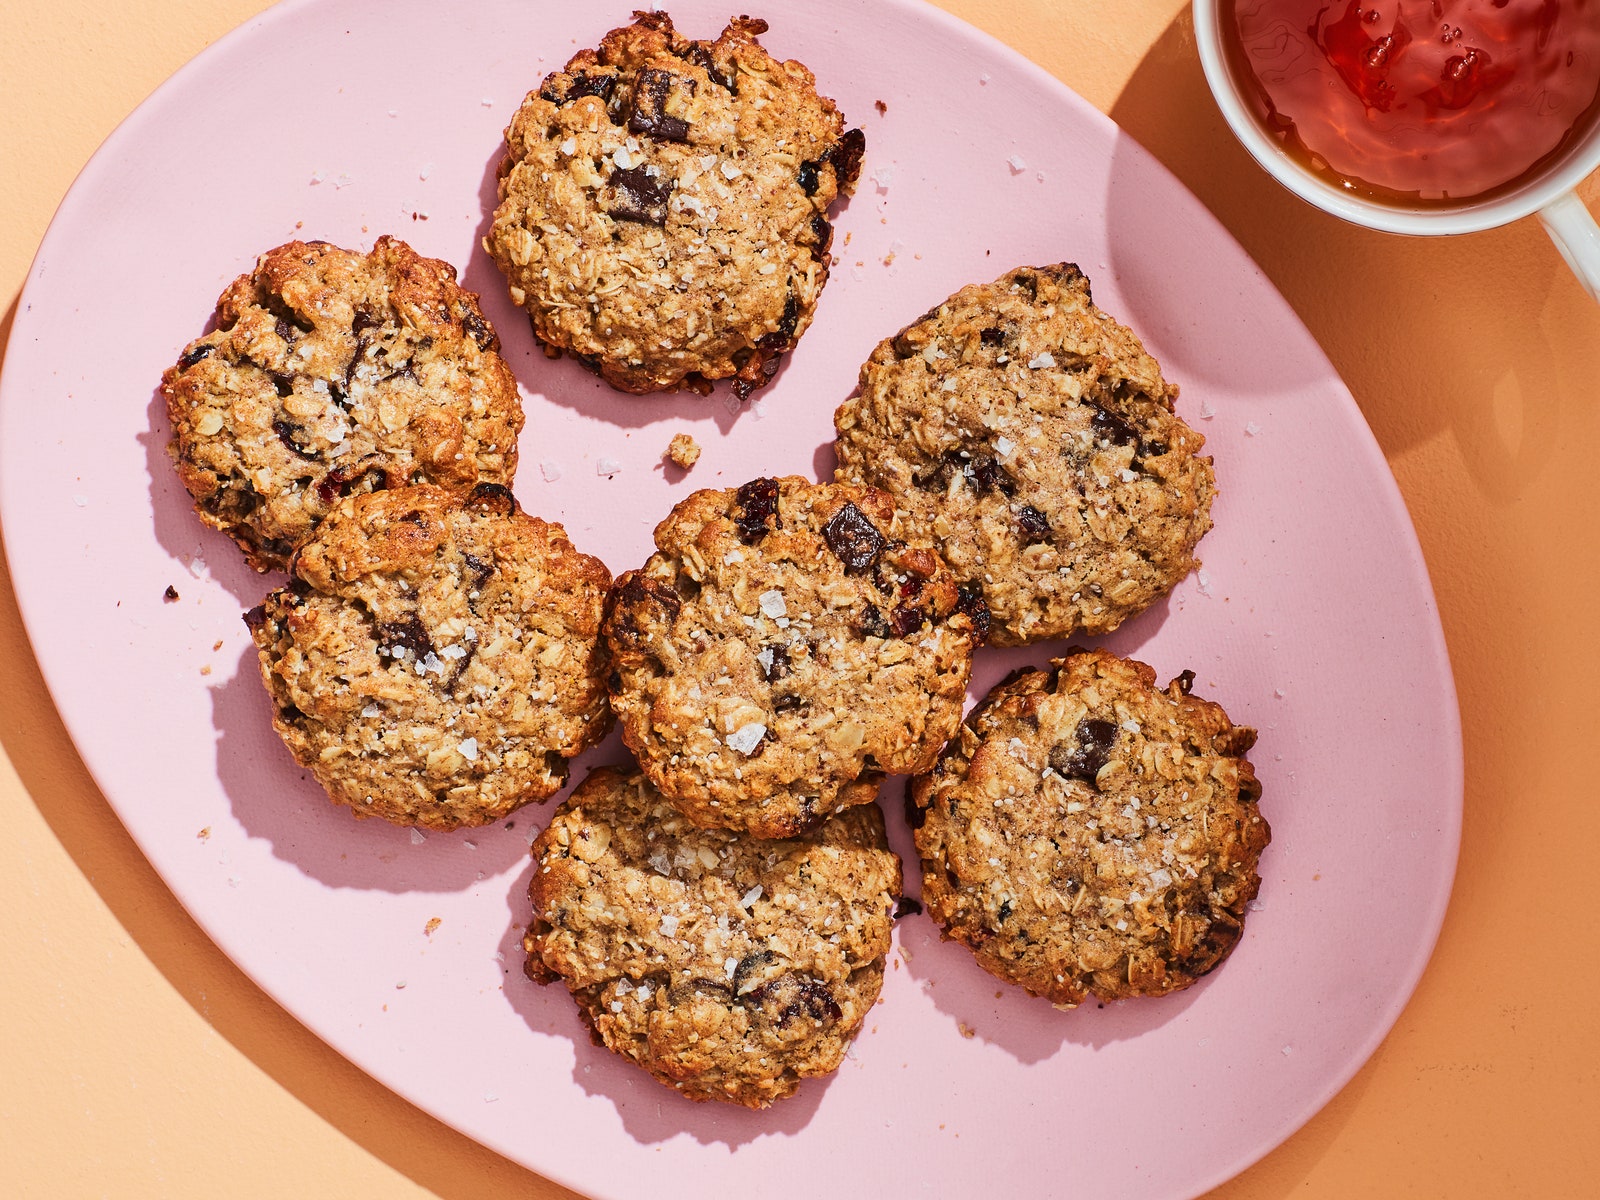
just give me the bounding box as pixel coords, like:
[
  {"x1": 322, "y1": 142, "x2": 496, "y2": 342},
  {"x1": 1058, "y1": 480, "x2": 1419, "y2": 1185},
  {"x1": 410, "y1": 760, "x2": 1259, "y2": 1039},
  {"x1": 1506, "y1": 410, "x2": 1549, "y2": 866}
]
[
  {"x1": 197, "y1": 827, "x2": 211, "y2": 841},
  {"x1": 874, "y1": 99, "x2": 888, "y2": 115},
  {"x1": 665, "y1": 433, "x2": 701, "y2": 470},
  {"x1": 424, "y1": 917, "x2": 442, "y2": 936},
  {"x1": 958, "y1": 1022, "x2": 977, "y2": 1039}
]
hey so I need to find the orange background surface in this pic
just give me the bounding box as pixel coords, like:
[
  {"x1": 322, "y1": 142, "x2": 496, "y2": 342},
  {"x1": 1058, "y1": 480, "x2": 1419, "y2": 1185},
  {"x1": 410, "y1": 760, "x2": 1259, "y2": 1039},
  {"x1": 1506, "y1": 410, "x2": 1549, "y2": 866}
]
[{"x1": 3, "y1": 1, "x2": 1597, "y2": 1196}]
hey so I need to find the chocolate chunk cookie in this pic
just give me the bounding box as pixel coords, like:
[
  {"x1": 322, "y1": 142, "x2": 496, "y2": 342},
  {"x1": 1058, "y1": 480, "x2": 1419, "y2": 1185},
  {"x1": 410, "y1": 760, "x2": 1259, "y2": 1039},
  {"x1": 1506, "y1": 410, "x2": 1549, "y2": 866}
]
[
  {"x1": 908, "y1": 648, "x2": 1266, "y2": 1006},
  {"x1": 246, "y1": 483, "x2": 611, "y2": 830},
  {"x1": 604, "y1": 476, "x2": 985, "y2": 839},
  {"x1": 525, "y1": 765, "x2": 900, "y2": 1107},
  {"x1": 834, "y1": 264, "x2": 1214, "y2": 645},
  {"x1": 487, "y1": 11, "x2": 862, "y2": 397},
  {"x1": 164, "y1": 236, "x2": 523, "y2": 572}
]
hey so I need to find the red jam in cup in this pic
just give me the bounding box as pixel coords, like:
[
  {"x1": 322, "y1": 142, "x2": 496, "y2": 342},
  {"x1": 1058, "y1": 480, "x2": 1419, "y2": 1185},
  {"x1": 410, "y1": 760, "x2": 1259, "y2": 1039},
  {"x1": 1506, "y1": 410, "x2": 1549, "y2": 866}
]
[{"x1": 1222, "y1": 0, "x2": 1600, "y2": 204}]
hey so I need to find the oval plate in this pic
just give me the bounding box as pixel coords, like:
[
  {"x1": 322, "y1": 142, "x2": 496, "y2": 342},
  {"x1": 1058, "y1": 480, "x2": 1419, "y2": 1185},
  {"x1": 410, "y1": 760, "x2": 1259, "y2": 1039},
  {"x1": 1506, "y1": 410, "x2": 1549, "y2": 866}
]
[{"x1": 0, "y1": 1, "x2": 1461, "y2": 1197}]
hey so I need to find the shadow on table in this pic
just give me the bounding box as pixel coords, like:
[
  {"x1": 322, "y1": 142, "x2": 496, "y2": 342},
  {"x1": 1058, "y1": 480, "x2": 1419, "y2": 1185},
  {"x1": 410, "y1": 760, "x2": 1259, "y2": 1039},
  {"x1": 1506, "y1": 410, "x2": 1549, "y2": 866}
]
[{"x1": 1104, "y1": 7, "x2": 1593, "y2": 509}]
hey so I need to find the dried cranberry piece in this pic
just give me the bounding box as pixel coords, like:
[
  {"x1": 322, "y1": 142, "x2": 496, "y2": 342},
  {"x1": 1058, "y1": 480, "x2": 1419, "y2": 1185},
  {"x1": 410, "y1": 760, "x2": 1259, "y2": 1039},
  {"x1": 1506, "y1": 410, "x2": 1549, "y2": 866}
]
[
  {"x1": 807, "y1": 213, "x2": 832, "y2": 251},
  {"x1": 890, "y1": 604, "x2": 923, "y2": 637},
  {"x1": 460, "y1": 310, "x2": 496, "y2": 351},
  {"x1": 267, "y1": 370, "x2": 295, "y2": 398},
  {"x1": 606, "y1": 573, "x2": 683, "y2": 652},
  {"x1": 1017, "y1": 504, "x2": 1051, "y2": 542},
  {"x1": 315, "y1": 460, "x2": 388, "y2": 505},
  {"x1": 1049, "y1": 718, "x2": 1118, "y2": 787},
  {"x1": 822, "y1": 501, "x2": 887, "y2": 573},
  {"x1": 607, "y1": 165, "x2": 672, "y2": 226},
  {"x1": 797, "y1": 159, "x2": 820, "y2": 196},
  {"x1": 177, "y1": 343, "x2": 215, "y2": 369},
  {"x1": 628, "y1": 68, "x2": 693, "y2": 142},
  {"x1": 242, "y1": 604, "x2": 268, "y2": 635},
  {"x1": 465, "y1": 482, "x2": 518, "y2": 516},
  {"x1": 824, "y1": 128, "x2": 865, "y2": 190},
  {"x1": 734, "y1": 477, "x2": 780, "y2": 544},
  {"x1": 954, "y1": 582, "x2": 990, "y2": 644}
]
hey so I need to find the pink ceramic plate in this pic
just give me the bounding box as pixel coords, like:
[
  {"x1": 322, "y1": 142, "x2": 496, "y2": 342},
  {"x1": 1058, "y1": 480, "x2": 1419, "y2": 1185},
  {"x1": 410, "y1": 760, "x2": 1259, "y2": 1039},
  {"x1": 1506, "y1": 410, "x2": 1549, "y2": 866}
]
[{"x1": 0, "y1": 2, "x2": 1461, "y2": 1197}]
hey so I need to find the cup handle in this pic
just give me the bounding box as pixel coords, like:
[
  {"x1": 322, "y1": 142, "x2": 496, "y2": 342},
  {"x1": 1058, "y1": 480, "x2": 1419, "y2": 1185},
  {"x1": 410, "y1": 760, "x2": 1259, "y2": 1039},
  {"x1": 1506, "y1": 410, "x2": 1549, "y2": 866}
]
[{"x1": 1538, "y1": 191, "x2": 1600, "y2": 303}]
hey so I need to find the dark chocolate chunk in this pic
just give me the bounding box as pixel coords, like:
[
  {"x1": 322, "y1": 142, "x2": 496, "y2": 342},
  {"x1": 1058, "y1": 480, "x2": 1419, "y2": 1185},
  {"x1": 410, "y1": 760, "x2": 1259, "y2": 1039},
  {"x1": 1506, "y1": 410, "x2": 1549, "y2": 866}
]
[
  {"x1": 273, "y1": 420, "x2": 320, "y2": 461},
  {"x1": 858, "y1": 604, "x2": 891, "y2": 639},
  {"x1": 375, "y1": 614, "x2": 434, "y2": 663},
  {"x1": 979, "y1": 326, "x2": 1005, "y2": 346},
  {"x1": 1174, "y1": 668, "x2": 1196, "y2": 695},
  {"x1": 162, "y1": 585, "x2": 180, "y2": 603},
  {"x1": 1089, "y1": 403, "x2": 1141, "y2": 449},
  {"x1": 761, "y1": 643, "x2": 791, "y2": 682},
  {"x1": 797, "y1": 158, "x2": 820, "y2": 196},
  {"x1": 733, "y1": 477, "x2": 781, "y2": 544},
  {"x1": 684, "y1": 44, "x2": 736, "y2": 93},
  {"x1": 628, "y1": 68, "x2": 693, "y2": 142},
  {"x1": 821, "y1": 501, "x2": 886, "y2": 573},
  {"x1": 267, "y1": 370, "x2": 295, "y2": 398},
  {"x1": 607, "y1": 572, "x2": 683, "y2": 652},
  {"x1": 996, "y1": 898, "x2": 1014, "y2": 924},
  {"x1": 893, "y1": 896, "x2": 923, "y2": 919},
  {"x1": 607, "y1": 165, "x2": 673, "y2": 226},
  {"x1": 274, "y1": 318, "x2": 295, "y2": 343},
  {"x1": 351, "y1": 309, "x2": 381, "y2": 337},
  {"x1": 1049, "y1": 718, "x2": 1118, "y2": 787},
  {"x1": 542, "y1": 71, "x2": 617, "y2": 106},
  {"x1": 969, "y1": 452, "x2": 1017, "y2": 497}
]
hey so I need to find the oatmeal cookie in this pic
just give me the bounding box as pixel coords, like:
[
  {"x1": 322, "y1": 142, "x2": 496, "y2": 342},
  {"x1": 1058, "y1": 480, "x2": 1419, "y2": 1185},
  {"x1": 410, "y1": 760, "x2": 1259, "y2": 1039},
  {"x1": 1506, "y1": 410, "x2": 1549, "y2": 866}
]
[
  {"x1": 164, "y1": 236, "x2": 523, "y2": 572},
  {"x1": 525, "y1": 765, "x2": 900, "y2": 1107},
  {"x1": 908, "y1": 648, "x2": 1266, "y2": 1006},
  {"x1": 604, "y1": 476, "x2": 986, "y2": 839},
  {"x1": 245, "y1": 483, "x2": 611, "y2": 830},
  {"x1": 834, "y1": 263, "x2": 1214, "y2": 645},
  {"x1": 487, "y1": 11, "x2": 863, "y2": 397}
]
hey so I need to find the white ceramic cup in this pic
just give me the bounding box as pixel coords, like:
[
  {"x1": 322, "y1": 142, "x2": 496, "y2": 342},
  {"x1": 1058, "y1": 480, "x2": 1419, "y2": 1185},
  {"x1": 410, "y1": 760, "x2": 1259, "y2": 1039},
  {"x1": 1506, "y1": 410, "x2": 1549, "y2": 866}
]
[{"x1": 1191, "y1": 0, "x2": 1600, "y2": 302}]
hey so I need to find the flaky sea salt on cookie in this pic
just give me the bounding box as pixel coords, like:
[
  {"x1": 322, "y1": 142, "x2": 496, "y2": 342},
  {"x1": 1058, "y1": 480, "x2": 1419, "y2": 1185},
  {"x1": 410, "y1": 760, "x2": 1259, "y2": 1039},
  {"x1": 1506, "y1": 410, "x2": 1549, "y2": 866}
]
[
  {"x1": 164, "y1": 236, "x2": 522, "y2": 572},
  {"x1": 834, "y1": 263, "x2": 1214, "y2": 645},
  {"x1": 525, "y1": 765, "x2": 901, "y2": 1107},
  {"x1": 246, "y1": 483, "x2": 611, "y2": 830},
  {"x1": 909, "y1": 647, "x2": 1267, "y2": 1006},
  {"x1": 487, "y1": 11, "x2": 862, "y2": 397},
  {"x1": 604, "y1": 476, "x2": 987, "y2": 839}
]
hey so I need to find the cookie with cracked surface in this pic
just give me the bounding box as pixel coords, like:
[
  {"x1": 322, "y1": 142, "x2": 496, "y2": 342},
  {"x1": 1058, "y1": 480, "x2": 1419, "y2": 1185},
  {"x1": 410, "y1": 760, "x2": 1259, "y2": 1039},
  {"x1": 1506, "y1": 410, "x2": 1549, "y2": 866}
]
[
  {"x1": 908, "y1": 647, "x2": 1266, "y2": 1006},
  {"x1": 164, "y1": 236, "x2": 523, "y2": 573},
  {"x1": 834, "y1": 263, "x2": 1214, "y2": 645},
  {"x1": 245, "y1": 482, "x2": 611, "y2": 830},
  {"x1": 604, "y1": 476, "x2": 986, "y2": 839},
  {"x1": 524, "y1": 765, "x2": 901, "y2": 1107},
  {"x1": 487, "y1": 11, "x2": 862, "y2": 398}
]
